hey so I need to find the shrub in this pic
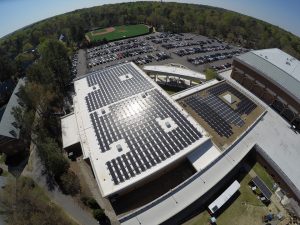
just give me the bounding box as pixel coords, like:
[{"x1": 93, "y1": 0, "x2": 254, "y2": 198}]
[
  {"x1": 59, "y1": 170, "x2": 81, "y2": 196},
  {"x1": 204, "y1": 68, "x2": 218, "y2": 81},
  {"x1": 93, "y1": 208, "x2": 105, "y2": 221},
  {"x1": 36, "y1": 137, "x2": 70, "y2": 180},
  {"x1": 87, "y1": 198, "x2": 100, "y2": 209},
  {"x1": 81, "y1": 196, "x2": 100, "y2": 209}
]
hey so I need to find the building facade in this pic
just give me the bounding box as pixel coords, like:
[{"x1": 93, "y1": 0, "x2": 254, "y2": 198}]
[{"x1": 231, "y1": 48, "x2": 300, "y2": 129}]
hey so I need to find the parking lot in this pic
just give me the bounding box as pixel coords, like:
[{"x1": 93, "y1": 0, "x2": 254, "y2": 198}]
[{"x1": 76, "y1": 32, "x2": 248, "y2": 77}]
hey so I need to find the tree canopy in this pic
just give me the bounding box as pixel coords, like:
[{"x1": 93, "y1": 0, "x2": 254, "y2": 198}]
[{"x1": 204, "y1": 68, "x2": 218, "y2": 81}]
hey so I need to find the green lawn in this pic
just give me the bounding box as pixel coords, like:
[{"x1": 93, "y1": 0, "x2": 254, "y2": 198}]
[
  {"x1": 165, "y1": 90, "x2": 178, "y2": 95},
  {"x1": 86, "y1": 24, "x2": 149, "y2": 42},
  {"x1": 183, "y1": 173, "x2": 267, "y2": 225},
  {"x1": 252, "y1": 162, "x2": 275, "y2": 191}
]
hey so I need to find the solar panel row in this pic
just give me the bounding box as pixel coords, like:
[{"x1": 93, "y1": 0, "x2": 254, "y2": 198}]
[
  {"x1": 185, "y1": 97, "x2": 234, "y2": 138},
  {"x1": 182, "y1": 83, "x2": 257, "y2": 138},
  {"x1": 208, "y1": 83, "x2": 257, "y2": 115},
  {"x1": 85, "y1": 64, "x2": 154, "y2": 111}
]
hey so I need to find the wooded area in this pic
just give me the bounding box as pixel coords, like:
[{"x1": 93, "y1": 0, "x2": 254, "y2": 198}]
[{"x1": 1, "y1": 2, "x2": 300, "y2": 82}]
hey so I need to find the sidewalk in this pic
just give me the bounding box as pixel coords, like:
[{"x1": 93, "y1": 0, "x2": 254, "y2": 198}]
[
  {"x1": 22, "y1": 145, "x2": 99, "y2": 225},
  {"x1": 76, "y1": 157, "x2": 120, "y2": 225}
]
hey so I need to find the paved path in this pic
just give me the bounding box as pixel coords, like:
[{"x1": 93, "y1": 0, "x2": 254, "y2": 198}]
[
  {"x1": 77, "y1": 157, "x2": 120, "y2": 225},
  {"x1": 22, "y1": 145, "x2": 99, "y2": 225}
]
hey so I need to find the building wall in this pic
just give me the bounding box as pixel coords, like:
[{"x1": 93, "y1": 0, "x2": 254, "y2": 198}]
[
  {"x1": 255, "y1": 145, "x2": 300, "y2": 203},
  {"x1": 111, "y1": 158, "x2": 188, "y2": 198},
  {"x1": 231, "y1": 60, "x2": 300, "y2": 128}
]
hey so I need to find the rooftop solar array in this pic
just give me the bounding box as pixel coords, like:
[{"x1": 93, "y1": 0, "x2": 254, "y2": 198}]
[
  {"x1": 74, "y1": 63, "x2": 207, "y2": 195},
  {"x1": 90, "y1": 89, "x2": 202, "y2": 185},
  {"x1": 85, "y1": 64, "x2": 153, "y2": 110},
  {"x1": 181, "y1": 82, "x2": 257, "y2": 138}
]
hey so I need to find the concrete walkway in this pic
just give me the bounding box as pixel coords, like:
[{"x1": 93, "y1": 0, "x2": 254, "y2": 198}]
[{"x1": 22, "y1": 145, "x2": 99, "y2": 225}]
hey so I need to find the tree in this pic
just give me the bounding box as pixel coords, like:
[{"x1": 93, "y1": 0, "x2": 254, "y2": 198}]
[
  {"x1": 11, "y1": 107, "x2": 35, "y2": 143},
  {"x1": 38, "y1": 39, "x2": 71, "y2": 91},
  {"x1": 59, "y1": 171, "x2": 81, "y2": 196},
  {"x1": 36, "y1": 137, "x2": 70, "y2": 179},
  {"x1": 93, "y1": 209, "x2": 105, "y2": 221},
  {"x1": 26, "y1": 62, "x2": 55, "y2": 86},
  {"x1": 25, "y1": 82, "x2": 55, "y2": 115},
  {"x1": 15, "y1": 82, "x2": 55, "y2": 116},
  {"x1": 204, "y1": 68, "x2": 218, "y2": 81},
  {"x1": 22, "y1": 42, "x2": 34, "y2": 52},
  {"x1": 0, "y1": 54, "x2": 16, "y2": 81},
  {"x1": 15, "y1": 52, "x2": 35, "y2": 72}
]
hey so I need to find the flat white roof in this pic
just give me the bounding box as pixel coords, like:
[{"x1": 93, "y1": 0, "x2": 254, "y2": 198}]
[
  {"x1": 187, "y1": 140, "x2": 220, "y2": 172},
  {"x1": 61, "y1": 113, "x2": 80, "y2": 148},
  {"x1": 171, "y1": 79, "x2": 220, "y2": 101},
  {"x1": 73, "y1": 62, "x2": 209, "y2": 197},
  {"x1": 208, "y1": 180, "x2": 240, "y2": 213},
  {"x1": 236, "y1": 48, "x2": 300, "y2": 102},
  {"x1": 220, "y1": 70, "x2": 300, "y2": 192},
  {"x1": 120, "y1": 132, "x2": 252, "y2": 225},
  {"x1": 143, "y1": 65, "x2": 206, "y2": 81},
  {"x1": 252, "y1": 48, "x2": 300, "y2": 82},
  {"x1": 120, "y1": 70, "x2": 300, "y2": 225}
]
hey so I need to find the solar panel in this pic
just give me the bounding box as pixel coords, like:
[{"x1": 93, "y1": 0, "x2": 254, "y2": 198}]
[
  {"x1": 85, "y1": 64, "x2": 154, "y2": 111},
  {"x1": 252, "y1": 176, "x2": 272, "y2": 200},
  {"x1": 180, "y1": 82, "x2": 257, "y2": 138},
  {"x1": 91, "y1": 89, "x2": 202, "y2": 184},
  {"x1": 80, "y1": 63, "x2": 204, "y2": 186}
]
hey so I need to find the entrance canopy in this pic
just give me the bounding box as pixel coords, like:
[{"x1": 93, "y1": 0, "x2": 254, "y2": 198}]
[{"x1": 143, "y1": 65, "x2": 206, "y2": 81}]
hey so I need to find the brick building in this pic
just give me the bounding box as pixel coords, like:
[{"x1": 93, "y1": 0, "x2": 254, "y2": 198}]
[{"x1": 231, "y1": 48, "x2": 300, "y2": 129}]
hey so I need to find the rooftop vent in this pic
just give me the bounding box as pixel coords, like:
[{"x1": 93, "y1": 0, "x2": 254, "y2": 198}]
[
  {"x1": 116, "y1": 144, "x2": 122, "y2": 152},
  {"x1": 165, "y1": 121, "x2": 171, "y2": 129},
  {"x1": 286, "y1": 61, "x2": 291, "y2": 66}
]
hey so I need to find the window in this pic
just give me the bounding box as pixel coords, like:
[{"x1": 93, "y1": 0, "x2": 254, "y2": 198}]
[{"x1": 9, "y1": 130, "x2": 17, "y2": 137}]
